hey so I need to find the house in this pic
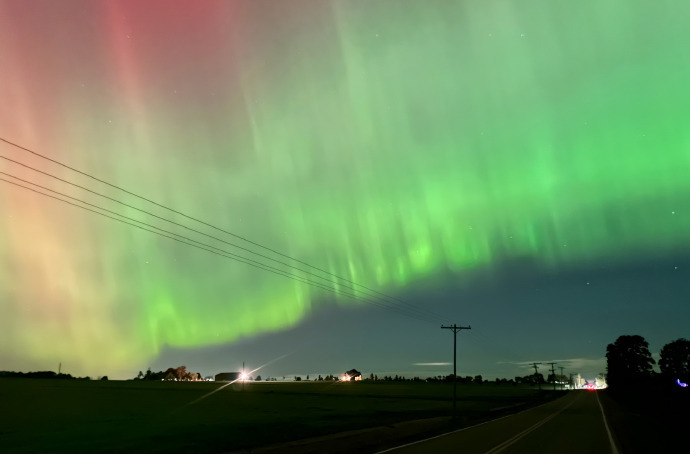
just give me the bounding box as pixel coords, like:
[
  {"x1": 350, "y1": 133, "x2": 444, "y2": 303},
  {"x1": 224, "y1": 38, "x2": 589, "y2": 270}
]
[{"x1": 341, "y1": 369, "x2": 362, "y2": 381}]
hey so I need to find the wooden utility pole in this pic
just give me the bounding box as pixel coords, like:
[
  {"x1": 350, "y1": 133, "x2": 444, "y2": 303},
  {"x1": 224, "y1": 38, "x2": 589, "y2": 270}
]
[
  {"x1": 559, "y1": 366, "x2": 565, "y2": 390},
  {"x1": 531, "y1": 362, "x2": 542, "y2": 390},
  {"x1": 441, "y1": 324, "x2": 471, "y2": 417},
  {"x1": 547, "y1": 362, "x2": 557, "y2": 391}
]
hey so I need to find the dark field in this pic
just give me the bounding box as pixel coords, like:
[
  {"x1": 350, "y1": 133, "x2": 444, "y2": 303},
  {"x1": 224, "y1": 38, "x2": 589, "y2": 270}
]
[{"x1": 0, "y1": 379, "x2": 561, "y2": 453}]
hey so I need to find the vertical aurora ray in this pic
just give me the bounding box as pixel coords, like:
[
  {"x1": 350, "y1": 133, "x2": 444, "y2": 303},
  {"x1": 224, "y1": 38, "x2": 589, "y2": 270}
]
[{"x1": 1, "y1": 0, "x2": 689, "y2": 376}]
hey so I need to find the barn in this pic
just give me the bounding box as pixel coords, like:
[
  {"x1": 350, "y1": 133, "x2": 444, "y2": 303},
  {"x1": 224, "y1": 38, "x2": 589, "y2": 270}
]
[
  {"x1": 214, "y1": 372, "x2": 240, "y2": 382},
  {"x1": 341, "y1": 369, "x2": 362, "y2": 381}
]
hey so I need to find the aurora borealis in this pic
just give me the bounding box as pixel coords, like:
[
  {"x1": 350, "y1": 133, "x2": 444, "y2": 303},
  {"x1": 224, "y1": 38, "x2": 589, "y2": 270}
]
[{"x1": 1, "y1": 0, "x2": 689, "y2": 379}]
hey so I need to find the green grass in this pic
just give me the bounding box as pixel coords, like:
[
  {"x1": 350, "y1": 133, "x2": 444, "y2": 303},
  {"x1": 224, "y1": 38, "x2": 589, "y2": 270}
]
[{"x1": 0, "y1": 379, "x2": 560, "y2": 453}]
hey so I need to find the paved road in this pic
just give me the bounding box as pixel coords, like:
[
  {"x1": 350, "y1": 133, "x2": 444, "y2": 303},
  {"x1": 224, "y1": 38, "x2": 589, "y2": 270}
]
[{"x1": 380, "y1": 391, "x2": 619, "y2": 454}]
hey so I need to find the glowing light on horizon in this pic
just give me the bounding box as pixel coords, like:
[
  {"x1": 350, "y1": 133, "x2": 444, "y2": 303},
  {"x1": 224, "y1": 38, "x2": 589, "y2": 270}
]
[
  {"x1": 184, "y1": 354, "x2": 290, "y2": 407},
  {"x1": 339, "y1": 374, "x2": 361, "y2": 382}
]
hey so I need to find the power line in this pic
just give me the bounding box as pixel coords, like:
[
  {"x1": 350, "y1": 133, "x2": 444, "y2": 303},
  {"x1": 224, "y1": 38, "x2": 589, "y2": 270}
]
[
  {"x1": 0, "y1": 137, "x2": 446, "y2": 322},
  {"x1": 0, "y1": 175, "x2": 437, "y2": 323},
  {"x1": 0, "y1": 140, "x2": 446, "y2": 324},
  {"x1": 0, "y1": 158, "x2": 440, "y2": 323},
  {"x1": 0, "y1": 175, "x2": 440, "y2": 324}
]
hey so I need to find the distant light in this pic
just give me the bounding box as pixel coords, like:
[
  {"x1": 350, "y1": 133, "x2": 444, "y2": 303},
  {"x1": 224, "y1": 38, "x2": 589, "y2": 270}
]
[{"x1": 676, "y1": 379, "x2": 688, "y2": 388}]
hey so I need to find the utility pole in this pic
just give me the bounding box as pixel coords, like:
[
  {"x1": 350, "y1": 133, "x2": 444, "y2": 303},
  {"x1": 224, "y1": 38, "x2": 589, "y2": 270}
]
[
  {"x1": 441, "y1": 324, "x2": 471, "y2": 418},
  {"x1": 531, "y1": 362, "x2": 542, "y2": 390},
  {"x1": 558, "y1": 366, "x2": 565, "y2": 390},
  {"x1": 547, "y1": 362, "x2": 557, "y2": 391}
]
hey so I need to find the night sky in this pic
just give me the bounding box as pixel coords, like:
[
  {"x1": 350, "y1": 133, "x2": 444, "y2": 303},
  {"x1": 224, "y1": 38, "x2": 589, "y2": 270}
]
[{"x1": 1, "y1": 0, "x2": 688, "y2": 381}]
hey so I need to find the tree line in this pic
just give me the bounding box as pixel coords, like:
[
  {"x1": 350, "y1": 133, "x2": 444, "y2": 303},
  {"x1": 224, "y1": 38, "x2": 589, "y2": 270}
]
[
  {"x1": 606, "y1": 335, "x2": 690, "y2": 389},
  {"x1": 301, "y1": 374, "x2": 555, "y2": 385},
  {"x1": 0, "y1": 371, "x2": 107, "y2": 380},
  {"x1": 133, "y1": 366, "x2": 203, "y2": 381}
]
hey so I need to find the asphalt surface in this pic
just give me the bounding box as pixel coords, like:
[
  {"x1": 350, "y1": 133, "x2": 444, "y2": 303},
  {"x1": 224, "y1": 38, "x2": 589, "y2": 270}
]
[{"x1": 379, "y1": 390, "x2": 619, "y2": 454}]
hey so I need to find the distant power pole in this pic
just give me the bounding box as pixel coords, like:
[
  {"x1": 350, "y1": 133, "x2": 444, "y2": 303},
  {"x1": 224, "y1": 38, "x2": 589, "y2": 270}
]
[
  {"x1": 441, "y1": 324, "x2": 471, "y2": 417},
  {"x1": 558, "y1": 366, "x2": 565, "y2": 390},
  {"x1": 531, "y1": 362, "x2": 542, "y2": 390},
  {"x1": 547, "y1": 362, "x2": 557, "y2": 391},
  {"x1": 58, "y1": 362, "x2": 61, "y2": 375}
]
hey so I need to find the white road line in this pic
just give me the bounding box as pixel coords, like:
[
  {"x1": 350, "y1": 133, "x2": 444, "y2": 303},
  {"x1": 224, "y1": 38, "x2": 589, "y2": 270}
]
[
  {"x1": 596, "y1": 391, "x2": 620, "y2": 454},
  {"x1": 375, "y1": 413, "x2": 514, "y2": 454},
  {"x1": 481, "y1": 393, "x2": 580, "y2": 454},
  {"x1": 376, "y1": 393, "x2": 572, "y2": 454}
]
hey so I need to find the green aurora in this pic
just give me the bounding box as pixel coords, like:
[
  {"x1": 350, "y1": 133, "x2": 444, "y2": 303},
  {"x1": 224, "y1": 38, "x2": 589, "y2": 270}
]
[{"x1": 0, "y1": 0, "x2": 689, "y2": 376}]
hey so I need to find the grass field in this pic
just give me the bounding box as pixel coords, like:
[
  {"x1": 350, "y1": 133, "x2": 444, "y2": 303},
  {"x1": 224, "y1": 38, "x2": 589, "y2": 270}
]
[{"x1": 0, "y1": 379, "x2": 562, "y2": 453}]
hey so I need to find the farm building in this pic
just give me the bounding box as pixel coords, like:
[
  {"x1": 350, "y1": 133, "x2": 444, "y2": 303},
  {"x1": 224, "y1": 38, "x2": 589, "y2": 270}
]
[
  {"x1": 214, "y1": 372, "x2": 240, "y2": 382},
  {"x1": 341, "y1": 369, "x2": 362, "y2": 381}
]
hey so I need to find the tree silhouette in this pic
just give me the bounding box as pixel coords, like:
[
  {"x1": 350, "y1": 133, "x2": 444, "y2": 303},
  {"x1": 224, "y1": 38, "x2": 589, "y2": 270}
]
[
  {"x1": 659, "y1": 338, "x2": 690, "y2": 383},
  {"x1": 175, "y1": 366, "x2": 187, "y2": 381},
  {"x1": 606, "y1": 335, "x2": 655, "y2": 388}
]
